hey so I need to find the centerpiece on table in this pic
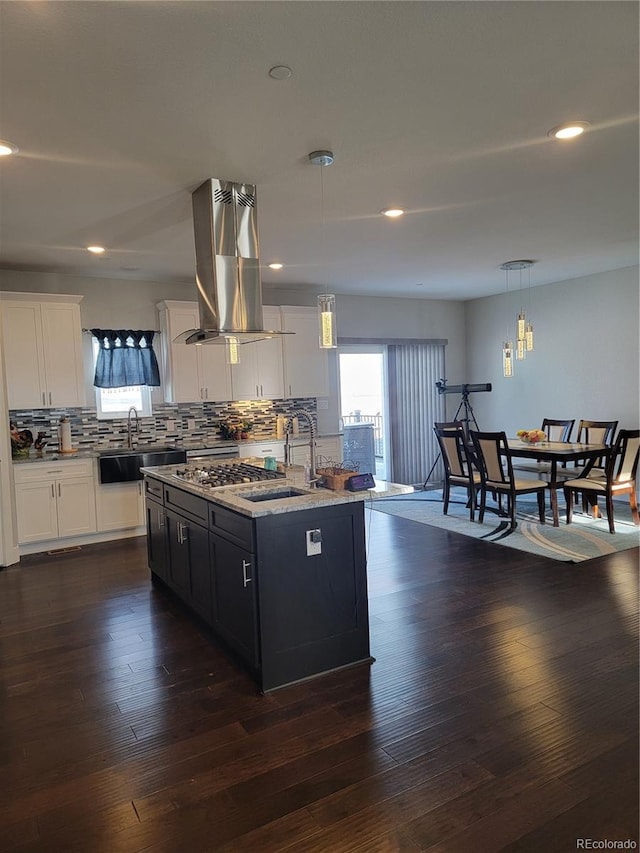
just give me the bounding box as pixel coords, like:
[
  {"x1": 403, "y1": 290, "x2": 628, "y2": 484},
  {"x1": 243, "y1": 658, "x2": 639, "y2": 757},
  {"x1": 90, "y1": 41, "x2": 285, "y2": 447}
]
[{"x1": 516, "y1": 428, "x2": 546, "y2": 444}]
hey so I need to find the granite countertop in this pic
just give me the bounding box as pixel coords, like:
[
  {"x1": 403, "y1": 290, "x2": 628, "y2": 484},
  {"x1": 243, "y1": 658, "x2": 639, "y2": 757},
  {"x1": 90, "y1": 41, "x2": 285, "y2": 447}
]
[
  {"x1": 11, "y1": 433, "x2": 344, "y2": 465},
  {"x1": 141, "y1": 460, "x2": 413, "y2": 518},
  {"x1": 12, "y1": 450, "x2": 98, "y2": 464}
]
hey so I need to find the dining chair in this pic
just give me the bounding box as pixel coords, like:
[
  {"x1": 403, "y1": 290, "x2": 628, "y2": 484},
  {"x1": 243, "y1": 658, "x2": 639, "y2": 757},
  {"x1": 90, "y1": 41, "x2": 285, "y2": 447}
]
[
  {"x1": 563, "y1": 429, "x2": 640, "y2": 534},
  {"x1": 469, "y1": 430, "x2": 548, "y2": 529},
  {"x1": 512, "y1": 417, "x2": 575, "y2": 475},
  {"x1": 566, "y1": 419, "x2": 619, "y2": 480},
  {"x1": 433, "y1": 426, "x2": 481, "y2": 521}
]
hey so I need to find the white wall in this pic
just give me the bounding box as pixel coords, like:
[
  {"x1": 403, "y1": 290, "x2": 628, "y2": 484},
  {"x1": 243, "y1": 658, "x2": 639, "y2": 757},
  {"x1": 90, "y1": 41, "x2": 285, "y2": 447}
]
[{"x1": 464, "y1": 266, "x2": 639, "y2": 437}]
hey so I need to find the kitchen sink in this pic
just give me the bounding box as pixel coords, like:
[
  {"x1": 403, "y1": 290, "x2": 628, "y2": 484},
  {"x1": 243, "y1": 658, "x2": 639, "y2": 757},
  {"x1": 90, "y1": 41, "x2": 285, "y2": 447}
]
[
  {"x1": 243, "y1": 488, "x2": 310, "y2": 503},
  {"x1": 98, "y1": 446, "x2": 186, "y2": 483}
]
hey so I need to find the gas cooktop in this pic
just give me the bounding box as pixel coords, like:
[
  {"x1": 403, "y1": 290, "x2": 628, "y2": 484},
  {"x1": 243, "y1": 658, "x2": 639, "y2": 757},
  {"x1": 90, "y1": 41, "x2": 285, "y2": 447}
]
[{"x1": 172, "y1": 461, "x2": 285, "y2": 489}]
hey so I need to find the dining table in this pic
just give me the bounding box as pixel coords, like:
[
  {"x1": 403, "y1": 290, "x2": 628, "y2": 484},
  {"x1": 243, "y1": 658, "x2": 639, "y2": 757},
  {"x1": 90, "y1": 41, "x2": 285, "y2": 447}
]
[{"x1": 506, "y1": 439, "x2": 610, "y2": 526}]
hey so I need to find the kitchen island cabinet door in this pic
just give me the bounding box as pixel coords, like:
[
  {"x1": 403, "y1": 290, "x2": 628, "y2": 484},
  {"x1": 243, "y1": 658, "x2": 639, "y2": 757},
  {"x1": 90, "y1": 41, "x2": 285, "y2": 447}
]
[
  {"x1": 210, "y1": 534, "x2": 259, "y2": 670},
  {"x1": 146, "y1": 496, "x2": 168, "y2": 583},
  {"x1": 165, "y1": 508, "x2": 212, "y2": 621}
]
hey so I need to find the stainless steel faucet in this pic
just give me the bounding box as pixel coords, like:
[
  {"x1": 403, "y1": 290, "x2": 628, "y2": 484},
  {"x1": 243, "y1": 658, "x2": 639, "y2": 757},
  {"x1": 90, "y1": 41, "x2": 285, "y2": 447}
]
[
  {"x1": 127, "y1": 406, "x2": 139, "y2": 449},
  {"x1": 286, "y1": 409, "x2": 319, "y2": 488}
]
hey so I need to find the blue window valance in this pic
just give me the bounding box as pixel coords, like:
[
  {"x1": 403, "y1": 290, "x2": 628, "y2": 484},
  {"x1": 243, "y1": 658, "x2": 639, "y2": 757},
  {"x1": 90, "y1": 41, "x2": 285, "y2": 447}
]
[{"x1": 91, "y1": 329, "x2": 161, "y2": 388}]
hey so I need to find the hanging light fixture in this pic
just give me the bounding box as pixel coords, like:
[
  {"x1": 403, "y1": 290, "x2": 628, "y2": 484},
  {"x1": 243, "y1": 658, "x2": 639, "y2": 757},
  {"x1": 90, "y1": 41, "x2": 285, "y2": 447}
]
[
  {"x1": 501, "y1": 260, "x2": 535, "y2": 371},
  {"x1": 226, "y1": 336, "x2": 240, "y2": 365},
  {"x1": 309, "y1": 149, "x2": 337, "y2": 349},
  {"x1": 501, "y1": 265, "x2": 515, "y2": 378},
  {"x1": 525, "y1": 263, "x2": 535, "y2": 351}
]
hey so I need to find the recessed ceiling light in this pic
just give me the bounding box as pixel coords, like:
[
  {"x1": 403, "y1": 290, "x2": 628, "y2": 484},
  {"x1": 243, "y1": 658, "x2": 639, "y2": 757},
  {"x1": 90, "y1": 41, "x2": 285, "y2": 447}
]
[
  {"x1": 381, "y1": 208, "x2": 404, "y2": 218},
  {"x1": 86, "y1": 245, "x2": 105, "y2": 254},
  {"x1": 268, "y1": 262, "x2": 284, "y2": 270},
  {"x1": 268, "y1": 65, "x2": 292, "y2": 80},
  {"x1": 0, "y1": 140, "x2": 19, "y2": 156},
  {"x1": 548, "y1": 121, "x2": 590, "y2": 140}
]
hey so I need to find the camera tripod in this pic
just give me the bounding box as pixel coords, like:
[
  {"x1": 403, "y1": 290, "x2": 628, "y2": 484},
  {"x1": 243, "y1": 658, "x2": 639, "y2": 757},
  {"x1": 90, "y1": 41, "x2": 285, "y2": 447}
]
[{"x1": 422, "y1": 389, "x2": 480, "y2": 489}]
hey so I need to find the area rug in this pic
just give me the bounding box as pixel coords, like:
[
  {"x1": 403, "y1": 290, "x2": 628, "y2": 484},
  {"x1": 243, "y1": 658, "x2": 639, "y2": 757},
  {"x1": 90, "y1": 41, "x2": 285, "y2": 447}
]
[{"x1": 371, "y1": 487, "x2": 640, "y2": 562}]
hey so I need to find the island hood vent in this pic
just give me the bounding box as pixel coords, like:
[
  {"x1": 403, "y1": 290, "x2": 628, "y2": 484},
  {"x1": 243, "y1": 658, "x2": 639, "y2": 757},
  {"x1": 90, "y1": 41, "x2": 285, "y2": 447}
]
[{"x1": 178, "y1": 178, "x2": 292, "y2": 345}]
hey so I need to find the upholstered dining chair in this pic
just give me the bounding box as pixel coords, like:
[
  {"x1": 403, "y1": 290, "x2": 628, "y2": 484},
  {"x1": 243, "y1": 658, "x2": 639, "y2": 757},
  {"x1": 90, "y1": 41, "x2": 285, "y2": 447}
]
[
  {"x1": 512, "y1": 417, "x2": 575, "y2": 475},
  {"x1": 433, "y1": 425, "x2": 480, "y2": 521},
  {"x1": 563, "y1": 429, "x2": 640, "y2": 534},
  {"x1": 469, "y1": 430, "x2": 548, "y2": 529},
  {"x1": 566, "y1": 419, "x2": 619, "y2": 482}
]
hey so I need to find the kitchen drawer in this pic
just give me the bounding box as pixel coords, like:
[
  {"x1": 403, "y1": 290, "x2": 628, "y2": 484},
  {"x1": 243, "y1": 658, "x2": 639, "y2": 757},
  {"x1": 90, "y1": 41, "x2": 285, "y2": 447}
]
[
  {"x1": 209, "y1": 503, "x2": 255, "y2": 550},
  {"x1": 164, "y1": 484, "x2": 208, "y2": 524},
  {"x1": 14, "y1": 459, "x2": 93, "y2": 483},
  {"x1": 238, "y1": 441, "x2": 285, "y2": 460},
  {"x1": 145, "y1": 477, "x2": 164, "y2": 502}
]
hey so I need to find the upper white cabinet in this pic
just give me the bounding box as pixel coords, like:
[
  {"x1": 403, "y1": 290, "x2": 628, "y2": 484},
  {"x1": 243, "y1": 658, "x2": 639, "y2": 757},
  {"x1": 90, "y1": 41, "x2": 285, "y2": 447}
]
[
  {"x1": 230, "y1": 307, "x2": 284, "y2": 401},
  {"x1": 0, "y1": 294, "x2": 85, "y2": 409},
  {"x1": 157, "y1": 301, "x2": 232, "y2": 404},
  {"x1": 280, "y1": 306, "x2": 329, "y2": 399}
]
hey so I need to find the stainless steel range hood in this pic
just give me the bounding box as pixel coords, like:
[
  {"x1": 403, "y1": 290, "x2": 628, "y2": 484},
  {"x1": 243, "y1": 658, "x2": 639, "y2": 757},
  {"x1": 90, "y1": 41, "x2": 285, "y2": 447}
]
[{"x1": 178, "y1": 178, "x2": 291, "y2": 345}]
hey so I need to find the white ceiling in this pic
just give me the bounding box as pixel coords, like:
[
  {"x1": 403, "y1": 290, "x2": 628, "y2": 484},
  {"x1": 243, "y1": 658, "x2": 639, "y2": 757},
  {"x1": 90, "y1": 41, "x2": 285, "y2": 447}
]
[{"x1": 0, "y1": 1, "x2": 637, "y2": 301}]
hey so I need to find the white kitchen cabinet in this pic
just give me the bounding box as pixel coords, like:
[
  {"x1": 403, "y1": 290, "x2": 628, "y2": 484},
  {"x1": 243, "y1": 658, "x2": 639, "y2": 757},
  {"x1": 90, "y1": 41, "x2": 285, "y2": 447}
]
[
  {"x1": 291, "y1": 436, "x2": 343, "y2": 467},
  {"x1": 13, "y1": 459, "x2": 96, "y2": 544},
  {"x1": 280, "y1": 306, "x2": 329, "y2": 399},
  {"x1": 0, "y1": 294, "x2": 85, "y2": 410},
  {"x1": 230, "y1": 307, "x2": 284, "y2": 400},
  {"x1": 157, "y1": 301, "x2": 232, "y2": 404},
  {"x1": 96, "y1": 481, "x2": 144, "y2": 532},
  {"x1": 238, "y1": 440, "x2": 285, "y2": 462}
]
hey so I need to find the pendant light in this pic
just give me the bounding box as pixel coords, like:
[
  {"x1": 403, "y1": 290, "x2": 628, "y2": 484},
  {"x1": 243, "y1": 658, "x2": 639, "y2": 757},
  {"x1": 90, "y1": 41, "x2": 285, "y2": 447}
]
[
  {"x1": 501, "y1": 264, "x2": 515, "y2": 378},
  {"x1": 309, "y1": 149, "x2": 337, "y2": 349},
  {"x1": 226, "y1": 336, "x2": 240, "y2": 365},
  {"x1": 525, "y1": 263, "x2": 535, "y2": 351},
  {"x1": 501, "y1": 260, "x2": 535, "y2": 374}
]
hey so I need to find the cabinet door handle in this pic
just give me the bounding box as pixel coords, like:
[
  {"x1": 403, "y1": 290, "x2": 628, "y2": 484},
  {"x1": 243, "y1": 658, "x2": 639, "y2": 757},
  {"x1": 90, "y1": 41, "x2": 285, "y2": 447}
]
[
  {"x1": 51, "y1": 484, "x2": 55, "y2": 498},
  {"x1": 256, "y1": 384, "x2": 259, "y2": 397},
  {"x1": 289, "y1": 384, "x2": 292, "y2": 396},
  {"x1": 58, "y1": 483, "x2": 61, "y2": 497},
  {"x1": 242, "y1": 559, "x2": 252, "y2": 588},
  {"x1": 204, "y1": 387, "x2": 208, "y2": 399},
  {"x1": 158, "y1": 510, "x2": 165, "y2": 528},
  {"x1": 177, "y1": 521, "x2": 188, "y2": 544},
  {"x1": 49, "y1": 392, "x2": 52, "y2": 405},
  {"x1": 43, "y1": 392, "x2": 47, "y2": 406},
  {"x1": 260, "y1": 384, "x2": 263, "y2": 397}
]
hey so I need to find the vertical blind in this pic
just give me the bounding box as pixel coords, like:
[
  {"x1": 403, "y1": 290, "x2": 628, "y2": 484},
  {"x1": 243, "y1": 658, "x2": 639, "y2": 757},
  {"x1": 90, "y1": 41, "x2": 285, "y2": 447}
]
[{"x1": 388, "y1": 343, "x2": 445, "y2": 485}]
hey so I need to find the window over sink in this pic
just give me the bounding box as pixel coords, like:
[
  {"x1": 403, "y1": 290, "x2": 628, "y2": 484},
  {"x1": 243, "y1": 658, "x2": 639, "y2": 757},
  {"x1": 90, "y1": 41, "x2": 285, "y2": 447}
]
[{"x1": 92, "y1": 338, "x2": 152, "y2": 419}]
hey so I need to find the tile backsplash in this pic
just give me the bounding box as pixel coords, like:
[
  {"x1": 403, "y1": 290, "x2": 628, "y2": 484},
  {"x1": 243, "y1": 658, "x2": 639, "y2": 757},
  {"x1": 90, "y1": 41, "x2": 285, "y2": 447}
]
[{"x1": 10, "y1": 399, "x2": 318, "y2": 452}]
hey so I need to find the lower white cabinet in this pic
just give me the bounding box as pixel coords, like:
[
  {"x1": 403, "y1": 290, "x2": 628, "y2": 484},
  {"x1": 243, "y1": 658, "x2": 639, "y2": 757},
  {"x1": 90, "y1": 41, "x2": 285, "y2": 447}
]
[
  {"x1": 238, "y1": 440, "x2": 285, "y2": 462},
  {"x1": 96, "y1": 481, "x2": 145, "y2": 532},
  {"x1": 291, "y1": 436, "x2": 343, "y2": 467},
  {"x1": 14, "y1": 460, "x2": 97, "y2": 545}
]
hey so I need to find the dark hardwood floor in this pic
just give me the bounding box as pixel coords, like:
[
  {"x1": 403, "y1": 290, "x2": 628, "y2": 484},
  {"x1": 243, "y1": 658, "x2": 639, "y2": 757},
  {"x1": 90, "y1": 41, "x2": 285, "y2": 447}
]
[{"x1": 0, "y1": 510, "x2": 637, "y2": 852}]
